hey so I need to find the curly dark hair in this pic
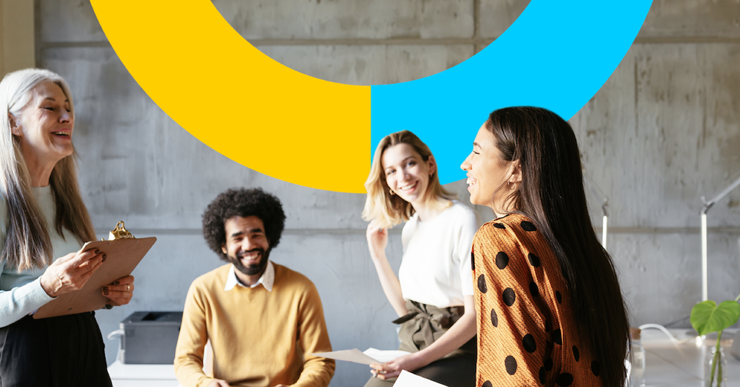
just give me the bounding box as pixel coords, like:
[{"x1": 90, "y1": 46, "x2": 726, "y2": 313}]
[{"x1": 202, "y1": 188, "x2": 286, "y2": 258}]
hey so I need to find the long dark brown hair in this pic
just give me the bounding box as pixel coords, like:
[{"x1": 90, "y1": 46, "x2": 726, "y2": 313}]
[{"x1": 487, "y1": 107, "x2": 629, "y2": 387}]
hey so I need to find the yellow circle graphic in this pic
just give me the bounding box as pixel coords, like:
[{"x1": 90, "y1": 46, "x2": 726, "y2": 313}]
[{"x1": 92, "y1": 0, "x2": 371, "y2": 193}]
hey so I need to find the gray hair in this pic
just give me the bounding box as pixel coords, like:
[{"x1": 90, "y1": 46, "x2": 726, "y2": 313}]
[{"x1": 0, "y1": 68, "x2": 94, "y2": 271}]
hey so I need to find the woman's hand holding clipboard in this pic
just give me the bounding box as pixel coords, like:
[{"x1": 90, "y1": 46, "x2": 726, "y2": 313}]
[
  {"x1": 34, "y1": 222, "x2": 157, "y2": 319},
  {"x1": 39, "y1": 248, "x2": 106, "y2": 298}
]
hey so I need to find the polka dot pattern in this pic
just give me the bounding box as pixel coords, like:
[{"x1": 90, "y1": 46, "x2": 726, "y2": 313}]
[
  {"x1": 529, "y1": 281, "x2": 539, "y2": 297},
  {"x1": 539, "y1": 367, "x2": 546, "y2": 384},
  {"x1": 473, "y1": 214, "x2": 600, "y2": 386},
  {"x1": 505, "y1": 356, "x2": 517, "y2": 375},
  {"x1": 502, "y1": 288, "x2": 516, "y2": 306},
  {"x1": 552, "y1": 329, "x2": 562, "y2": 345},
  {"x1": 478, "y1": 274, "x2": 487, "y2": 293},
  {"x1": 496, "y1": 252, "x2": 509, "y2": 269},
  {"x1": 521, "y1": 221, "x2": 537, "y2": 231},
  {"x1": 556, "y1": 373, "x2": 574, "y2": 386},
  {"x1": 528, "y1": 253, "x2": 540, "y2": 267},
  {"x1": 591, "y1": 361, "x2": 600, "y2": 377},
  {"x1": 522, "y1": 334, "x2": 536, "y2": 353}
]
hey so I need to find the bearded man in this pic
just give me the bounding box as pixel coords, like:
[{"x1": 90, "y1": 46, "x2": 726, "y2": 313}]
[{"x1": 174, "y1": 188, "x2": 335, "y2": 387}]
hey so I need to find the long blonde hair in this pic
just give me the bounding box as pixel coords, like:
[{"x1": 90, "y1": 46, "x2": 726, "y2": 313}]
[
  {"x1": 362, "y1": 130, "x2": 454, "y2": 229},
  {"x1": 0, "y1": 69, "x2": 95, "y2": 272}
]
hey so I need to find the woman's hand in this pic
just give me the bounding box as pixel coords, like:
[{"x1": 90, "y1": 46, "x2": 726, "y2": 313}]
[
  {"x1": 369, "y1": 353, "x2": 428, "y2": 380},
  {"x1": 102, "y1": 275, "x2": 135, "y2": 306},
  {"x1": 366, "y1": 221, "x2": 388, "y2": 260},
  {"x1": 39, "y1": 249, "x2": 105, "y2": 298}
]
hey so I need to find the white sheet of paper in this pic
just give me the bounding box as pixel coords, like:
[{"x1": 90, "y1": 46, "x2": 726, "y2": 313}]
[
  {"x1": 395, "y1": 370, "x2": 448, "y2": 387},
  {"x1": 363, "y1": 348, "x2": 411, "y2": 363},
  {"x1": 311, "y1": 349, "x2": 379, "y2": 365},
  {"x1": 310, "y1": 348, "x2": 411, "y2": 365}
]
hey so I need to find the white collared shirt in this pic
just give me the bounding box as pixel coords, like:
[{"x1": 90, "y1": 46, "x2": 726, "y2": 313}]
[{"x1": 224, "y1": 260, "x2": 275, "y2": 292}]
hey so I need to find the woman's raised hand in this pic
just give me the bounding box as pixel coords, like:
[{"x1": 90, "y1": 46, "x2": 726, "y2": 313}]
[
  {"x1": 39, "y1": 248, "x2": 105, "y2": 298},
  {"x1": 366, "y1": 221, "x2": 388, "y2": 260}
]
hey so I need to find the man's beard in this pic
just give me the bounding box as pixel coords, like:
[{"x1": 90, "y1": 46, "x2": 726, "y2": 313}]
[{"x1": 229, "y1": 247, "x2": 270, "y2": 278}]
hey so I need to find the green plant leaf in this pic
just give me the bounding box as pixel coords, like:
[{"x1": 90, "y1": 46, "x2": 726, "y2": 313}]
[{"x1": 691, "y1": 300, "x2": 740, "y2": 336}]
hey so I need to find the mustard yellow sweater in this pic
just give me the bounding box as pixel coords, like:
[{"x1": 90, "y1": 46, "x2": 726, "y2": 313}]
[{"x1": 174, "y1": 263, "x2": 335, "y2": 387}]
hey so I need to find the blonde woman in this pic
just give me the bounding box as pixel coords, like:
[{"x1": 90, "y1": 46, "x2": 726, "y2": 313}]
[
  {"x1": 0, "y1": 69, "x2": 134, "y2": 385},
  {"x1": 362, "y1": 130, "x2": 477, "y2": 387}
]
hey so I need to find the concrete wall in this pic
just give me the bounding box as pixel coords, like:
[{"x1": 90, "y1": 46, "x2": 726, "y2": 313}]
[{"x1": 31, "y1": 0, "x2": 740, "y2": 385}]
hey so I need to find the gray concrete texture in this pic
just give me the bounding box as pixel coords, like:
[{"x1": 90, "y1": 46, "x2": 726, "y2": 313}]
[{"x1": 35, "y1": 0, "x2": 740, "y2": 385}]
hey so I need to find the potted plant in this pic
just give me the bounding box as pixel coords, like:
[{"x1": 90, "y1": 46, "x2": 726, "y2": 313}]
[{"x1": 690, "y1": 295, "x2": 740, "y2": 387}]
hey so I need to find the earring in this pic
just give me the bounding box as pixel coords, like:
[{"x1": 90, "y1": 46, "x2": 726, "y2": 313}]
[{"x1": 389, "y1": 189, "x2": 396, "y2": 196}]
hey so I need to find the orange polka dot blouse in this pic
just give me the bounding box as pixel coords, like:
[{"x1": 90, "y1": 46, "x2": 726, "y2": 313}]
[{"x1": 472, "y1": 213, "x2": 602, "y2": 387}]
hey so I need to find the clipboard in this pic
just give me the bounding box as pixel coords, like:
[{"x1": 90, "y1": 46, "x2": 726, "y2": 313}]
[{"x1": 34, "y1": 236, "x2": 157, "y2": 319}]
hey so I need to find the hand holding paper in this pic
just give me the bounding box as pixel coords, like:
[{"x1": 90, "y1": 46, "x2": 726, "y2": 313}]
[{"x1": 370, "y1": 352, "x2": 426, "y2": 380}]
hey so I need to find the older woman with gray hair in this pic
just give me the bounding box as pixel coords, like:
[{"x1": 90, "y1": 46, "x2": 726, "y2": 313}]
[{"x1": 0, "y1": 68, "x2": 134, "y2": 385}]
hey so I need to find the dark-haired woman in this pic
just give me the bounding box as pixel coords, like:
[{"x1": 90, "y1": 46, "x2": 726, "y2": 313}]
[{"x1": 460, "y1": 107, "x2": 629, "y2": 387}]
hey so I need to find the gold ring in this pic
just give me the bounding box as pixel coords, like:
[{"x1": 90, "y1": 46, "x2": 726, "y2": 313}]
[{"x1": 126, "y1": 284, "x2": 130, "y2": 291}]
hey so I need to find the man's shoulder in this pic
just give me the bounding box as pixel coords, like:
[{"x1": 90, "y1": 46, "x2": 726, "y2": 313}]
[
  {"x1": 190, "y1": 264, "x2": 231, "y2": 291},
  {"x1": 272, "y1": 263, "x2": 317, "y2": 292}
]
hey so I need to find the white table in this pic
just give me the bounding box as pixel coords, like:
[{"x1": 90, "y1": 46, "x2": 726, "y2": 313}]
[
  {"x1": 641, "y1": 329, "x2": 740, "y2": 386},
  {"x1": 108, "y1": 360, "x2": 180, "y2": 387},
  {"x1": 108, "y1": 340, "x2": 211, "y2": 386}
]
